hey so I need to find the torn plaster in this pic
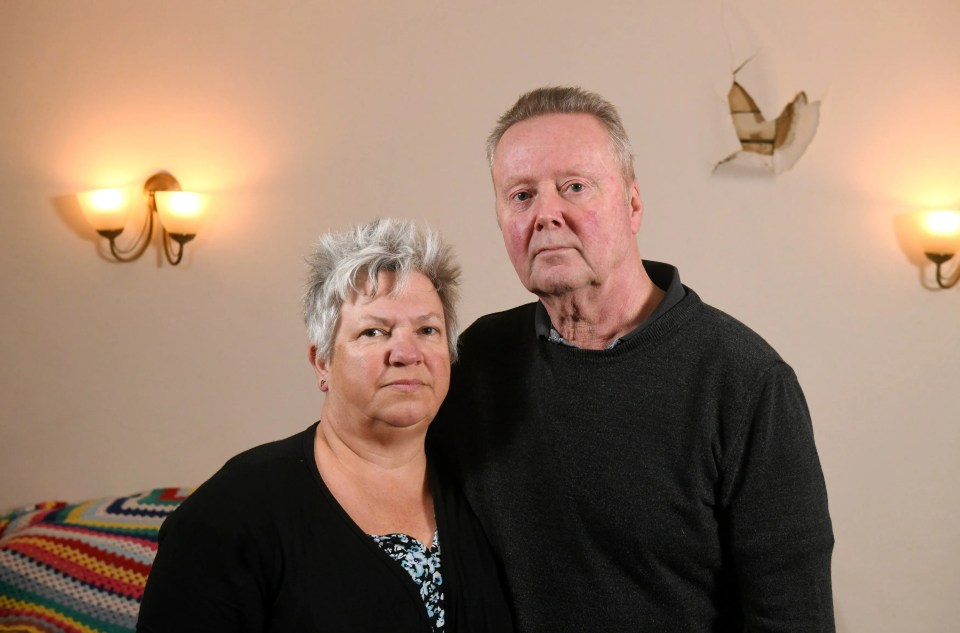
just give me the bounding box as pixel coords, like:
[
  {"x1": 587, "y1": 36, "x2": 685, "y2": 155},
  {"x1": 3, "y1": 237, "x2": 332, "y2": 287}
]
[
  {"x1": 714, "y1": 80, "x2": 820, "y2": 175},
  {"x1": 707, "y1": 0, "x2": 829, "y2": 174},
  {"x1": 719, "y1": 1, "x2": 830, "y2": 118}
]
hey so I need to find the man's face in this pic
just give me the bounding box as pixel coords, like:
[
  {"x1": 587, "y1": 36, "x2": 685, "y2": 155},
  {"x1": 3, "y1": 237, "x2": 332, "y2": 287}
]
[{"x1": 491, "y1": 113, "x2": 643, "y2": 297}]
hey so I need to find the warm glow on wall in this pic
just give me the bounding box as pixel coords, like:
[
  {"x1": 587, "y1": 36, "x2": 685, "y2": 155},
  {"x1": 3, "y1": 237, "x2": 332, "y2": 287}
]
[
  {"x1": 154, "y1": 191, "x2": 207, "y2": 237},
  {"x1": 922, "y1": 210, "x2": 960, "y2": 239},
  {"x1": 77, "y1": 188, "x2": 131, "y2": 233},
  {"x1": 901, "y1": 209, "x2": 960, "y2": 289},
  {"x1": 76, "y1": 172, "x2": 207, "y2": 266}
]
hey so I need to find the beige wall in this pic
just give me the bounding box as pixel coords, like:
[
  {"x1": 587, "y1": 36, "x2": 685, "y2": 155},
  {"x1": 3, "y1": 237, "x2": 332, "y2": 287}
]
[{"x1": 2, "y1": 0, "x2": 958, "y2": 630}]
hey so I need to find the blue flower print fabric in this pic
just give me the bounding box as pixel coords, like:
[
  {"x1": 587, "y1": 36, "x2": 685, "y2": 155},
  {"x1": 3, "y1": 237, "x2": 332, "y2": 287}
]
[{"x1": 370, "y1": 530, "x2": 444, "y2": 631}]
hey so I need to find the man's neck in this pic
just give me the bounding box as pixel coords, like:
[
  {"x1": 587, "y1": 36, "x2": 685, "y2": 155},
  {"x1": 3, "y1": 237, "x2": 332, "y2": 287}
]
[{"x1": 539, "y1": 264, "x2": 665, "y2": 350}]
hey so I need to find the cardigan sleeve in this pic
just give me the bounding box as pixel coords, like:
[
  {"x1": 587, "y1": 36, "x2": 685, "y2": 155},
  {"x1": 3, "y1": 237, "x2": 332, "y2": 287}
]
[
  {"x1": 720, "y1": 362, "x2": 835, "y2": 632},
  {"x1": 137, "y1": 476, "x2": 276, "y2": 633}
]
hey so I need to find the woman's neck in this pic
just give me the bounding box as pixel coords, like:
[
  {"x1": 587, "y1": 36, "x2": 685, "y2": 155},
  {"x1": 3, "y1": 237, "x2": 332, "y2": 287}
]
[{"x1": 313, "y1": 419, "x2": 435, "y2": 544}]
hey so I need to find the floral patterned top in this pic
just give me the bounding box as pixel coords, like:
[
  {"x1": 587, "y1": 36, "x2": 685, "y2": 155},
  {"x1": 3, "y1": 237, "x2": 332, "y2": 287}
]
[{"x1": 370, "y1": 530, "x2": 444, "y2": 631}]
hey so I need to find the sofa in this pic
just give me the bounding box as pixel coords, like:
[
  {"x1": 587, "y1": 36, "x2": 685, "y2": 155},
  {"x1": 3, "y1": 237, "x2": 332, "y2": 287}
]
[{"x1": 0, "y1": 488, "x2": 190, "y2": 633}]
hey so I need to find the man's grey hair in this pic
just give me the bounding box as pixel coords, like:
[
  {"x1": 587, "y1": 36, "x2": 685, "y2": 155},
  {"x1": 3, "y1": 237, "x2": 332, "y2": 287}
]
[
  {"x1": 486, "y1": 86, "x2": 636, "y2": 183},
  {"x1": 302, "y1": 218, "x2": 461, "y2": 363}
]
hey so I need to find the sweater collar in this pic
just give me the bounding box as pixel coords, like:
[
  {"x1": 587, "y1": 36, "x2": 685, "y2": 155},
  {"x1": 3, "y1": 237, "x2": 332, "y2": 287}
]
[{"x1": 534, "y1": 260, "x2": 685, "y2": 349}]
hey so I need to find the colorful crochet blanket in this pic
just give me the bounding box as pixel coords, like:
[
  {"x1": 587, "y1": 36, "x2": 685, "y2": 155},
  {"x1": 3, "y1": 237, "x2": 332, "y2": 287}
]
[{"x1": 0, "y1": 488, "x2": 190, "y2": 633}]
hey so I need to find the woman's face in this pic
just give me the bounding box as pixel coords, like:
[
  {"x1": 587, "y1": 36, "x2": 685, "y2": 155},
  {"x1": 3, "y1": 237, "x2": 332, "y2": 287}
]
[{"x1": 313, "y1": 271, "x2": 451, "y2": 432}]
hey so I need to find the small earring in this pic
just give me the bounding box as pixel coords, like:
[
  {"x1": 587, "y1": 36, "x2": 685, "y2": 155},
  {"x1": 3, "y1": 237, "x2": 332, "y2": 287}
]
[{"x1": 320, "y1": 380, "x2": 326, "y2": 389}]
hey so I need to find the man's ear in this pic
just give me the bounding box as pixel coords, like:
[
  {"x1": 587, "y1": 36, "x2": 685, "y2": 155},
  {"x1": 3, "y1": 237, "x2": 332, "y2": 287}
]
[
  {"x1": 628, "y1": 181, "x2": 644, "y2": 234},
  {"x1": 309, "y1": 345, "x2": 329, "y2": 392}
]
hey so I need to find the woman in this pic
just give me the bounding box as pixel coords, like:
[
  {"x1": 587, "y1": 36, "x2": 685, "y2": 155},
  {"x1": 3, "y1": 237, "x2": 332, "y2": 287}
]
[{"x1": 137, "y1": 219, "x2": 513, "y2": 632}]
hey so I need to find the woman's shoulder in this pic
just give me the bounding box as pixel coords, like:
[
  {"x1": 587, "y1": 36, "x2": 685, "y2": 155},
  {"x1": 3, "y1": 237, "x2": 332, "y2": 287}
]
[
  {"x1": 168, "y1": 423, "x2": 319, "y2": 530},
  {"x1": 222, "y1": 422, "x2": 316, "y2": 471}
]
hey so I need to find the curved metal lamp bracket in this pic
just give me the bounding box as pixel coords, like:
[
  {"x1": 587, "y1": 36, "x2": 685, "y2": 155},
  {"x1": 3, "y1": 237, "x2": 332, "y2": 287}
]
[
  {"x1": 96, "y1": 171, "x2": 192, "y2": 266},
  {"x1": 925, "y1": 253, "x2": 960, "y2": 289}
]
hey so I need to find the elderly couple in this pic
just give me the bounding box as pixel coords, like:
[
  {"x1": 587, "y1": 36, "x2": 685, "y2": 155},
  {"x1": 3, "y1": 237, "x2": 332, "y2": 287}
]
[{"x1": 137, "y1": 87, "x2": 835, "y2": 633}]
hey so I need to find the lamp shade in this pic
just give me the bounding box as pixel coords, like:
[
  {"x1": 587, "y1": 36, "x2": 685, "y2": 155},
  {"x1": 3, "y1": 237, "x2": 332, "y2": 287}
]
[
  {"x1": 154, "y1": 191, "x2": 207, "y2": 236},
  {"x1": 77, "y1": 188, "x2": 130, "y2": 232},
  {"x1": 915, "y1": 210, "x2": 960, "y2": 256}
]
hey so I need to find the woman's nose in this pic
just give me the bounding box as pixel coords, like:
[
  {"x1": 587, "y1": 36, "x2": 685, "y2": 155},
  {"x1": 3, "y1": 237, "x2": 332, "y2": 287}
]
[{"x1": 388, "y1": 335, "x2": 424, "y2": 366}]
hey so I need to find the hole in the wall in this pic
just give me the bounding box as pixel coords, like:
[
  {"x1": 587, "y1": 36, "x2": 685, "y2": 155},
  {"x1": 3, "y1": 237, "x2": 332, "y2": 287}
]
[
  {"x1": 716, "y1": 77, "x2": 820, "y2": 175},
  {"x1": 728, "y1": 81, "x2": 797, "y2": 155}
]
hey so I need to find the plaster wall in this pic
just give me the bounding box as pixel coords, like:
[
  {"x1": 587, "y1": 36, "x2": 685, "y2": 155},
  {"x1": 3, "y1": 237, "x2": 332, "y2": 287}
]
[{"x1": 1, "y1": 1, "x2": 958, "y2": 630}]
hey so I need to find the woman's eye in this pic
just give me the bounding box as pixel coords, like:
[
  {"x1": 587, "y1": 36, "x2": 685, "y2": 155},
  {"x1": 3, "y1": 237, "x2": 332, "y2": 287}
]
[
  {"x1": 420, "y1": 326, "x2": 440, "y2": 336},
  {"x1": 360, "y1": 328, "x2": 385, "y2": 338}
]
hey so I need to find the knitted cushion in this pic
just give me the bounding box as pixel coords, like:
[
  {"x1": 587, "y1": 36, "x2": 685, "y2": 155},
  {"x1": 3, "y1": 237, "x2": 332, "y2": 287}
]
[{"x1": 0, "y1": 488, "x2": 190, "y2": 633}]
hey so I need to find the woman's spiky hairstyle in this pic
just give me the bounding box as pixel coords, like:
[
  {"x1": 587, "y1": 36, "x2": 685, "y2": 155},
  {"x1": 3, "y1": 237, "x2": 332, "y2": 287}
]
[{"x1": 302, "y1": 218, "x2": 461, "y2": 362}]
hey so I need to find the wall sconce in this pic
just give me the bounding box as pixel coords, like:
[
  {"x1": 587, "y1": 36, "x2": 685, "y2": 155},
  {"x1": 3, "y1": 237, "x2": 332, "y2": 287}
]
[
  {"x1": 911, "y1": 210, "x2": 960, "y2": 288},
  {"x1": 77, "y1": 172, "x2": 207, "y2": 265}
]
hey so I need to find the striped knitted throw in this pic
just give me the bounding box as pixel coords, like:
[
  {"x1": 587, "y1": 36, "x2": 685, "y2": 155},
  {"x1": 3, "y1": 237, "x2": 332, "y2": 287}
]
[{"x1": 0, "y1": 488, "x2": 190, "y2": 633}]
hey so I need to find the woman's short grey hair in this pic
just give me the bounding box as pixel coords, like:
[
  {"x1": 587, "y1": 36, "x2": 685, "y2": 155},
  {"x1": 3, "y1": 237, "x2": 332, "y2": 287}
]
[
  {"x1": 303, "y1": 218, "x2": 461, "y2": 363},
  {"x1": 486, "y1": 86, "x2": 636, "y2": 183}
]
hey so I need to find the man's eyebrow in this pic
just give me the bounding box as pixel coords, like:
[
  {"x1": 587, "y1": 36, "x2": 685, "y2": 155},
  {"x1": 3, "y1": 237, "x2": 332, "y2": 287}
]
[{"x1": 497, "y1": 174, "x2": 532, "y2": 189}]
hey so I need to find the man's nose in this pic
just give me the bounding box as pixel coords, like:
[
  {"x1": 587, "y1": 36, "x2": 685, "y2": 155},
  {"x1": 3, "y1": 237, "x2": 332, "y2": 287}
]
[{"x1": 534, "y1": 190, "x2": 567, "y2": 231}]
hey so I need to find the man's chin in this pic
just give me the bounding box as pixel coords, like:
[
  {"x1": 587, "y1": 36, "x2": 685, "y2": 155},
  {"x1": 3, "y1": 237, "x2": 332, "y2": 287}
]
[
  {"x1": 519, "y1": 258, "x2": 592, "y2": 294},
  {"x1": 527, "y1": 272, "x2": 590, "y2": 297}
]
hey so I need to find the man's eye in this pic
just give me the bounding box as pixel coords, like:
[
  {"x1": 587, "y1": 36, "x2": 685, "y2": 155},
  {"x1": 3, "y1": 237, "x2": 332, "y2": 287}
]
[
  {"x1": 513, "y1": 191, "x2": 532, "y2": 202},
  {"x1": 568, "y1": 182, "x2": 585, "y2": 193},
  {"x1": 360, "y1": 328, "x2": 385, "y2": 337}
]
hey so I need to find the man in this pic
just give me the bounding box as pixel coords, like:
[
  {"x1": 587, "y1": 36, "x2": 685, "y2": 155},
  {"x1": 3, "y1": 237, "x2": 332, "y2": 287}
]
[{"x1": 429, "y1": 86, "x2": 834, "y2": 631}]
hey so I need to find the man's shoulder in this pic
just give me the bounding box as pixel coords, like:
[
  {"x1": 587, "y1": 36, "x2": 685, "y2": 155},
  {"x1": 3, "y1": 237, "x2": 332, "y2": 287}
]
[
  {"x1": 461, "y1": 302, "x2": 538, "y2": 341},
  {"x1": 683, "y1": 292, "x2": 787, "y2": 370}
]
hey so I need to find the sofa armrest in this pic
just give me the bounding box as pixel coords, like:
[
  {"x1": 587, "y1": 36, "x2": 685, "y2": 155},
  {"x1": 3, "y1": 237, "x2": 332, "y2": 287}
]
[{"x1": 0, "y1": 488, "x2": 190, "y2": 632}]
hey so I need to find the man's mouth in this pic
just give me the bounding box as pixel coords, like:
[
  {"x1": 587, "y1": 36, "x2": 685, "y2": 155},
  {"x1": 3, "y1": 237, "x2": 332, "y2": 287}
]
[{"x1": 534, "y1": 245, "x2": 575, "y2": 257}]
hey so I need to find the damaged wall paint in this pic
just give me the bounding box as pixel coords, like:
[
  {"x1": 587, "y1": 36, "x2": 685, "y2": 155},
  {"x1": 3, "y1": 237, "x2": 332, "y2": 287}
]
[
  {"x1": 708, "y1": 0, "x2": 830, "y2": 175},
  {"x1": 715, "y1": 73, "x2": 820, "y2": 175}
]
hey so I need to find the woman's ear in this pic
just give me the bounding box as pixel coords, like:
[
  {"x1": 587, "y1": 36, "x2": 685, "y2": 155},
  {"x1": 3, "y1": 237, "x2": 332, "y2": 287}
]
[{"x1": 309, "y1": 345, "x2": 329, "y2": 392}]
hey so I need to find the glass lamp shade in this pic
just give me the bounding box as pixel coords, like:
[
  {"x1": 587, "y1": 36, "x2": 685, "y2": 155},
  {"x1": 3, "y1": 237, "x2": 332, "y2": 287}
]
[
  {"x1": 915, "y1": 210, "x2": 960, "y2": 256},
  {"x1": 77, "y1": 188, "x2": 130, "y2": 232},
  {"x1": 154, "y1": 191, "x2": 207, "y2": 236}
]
